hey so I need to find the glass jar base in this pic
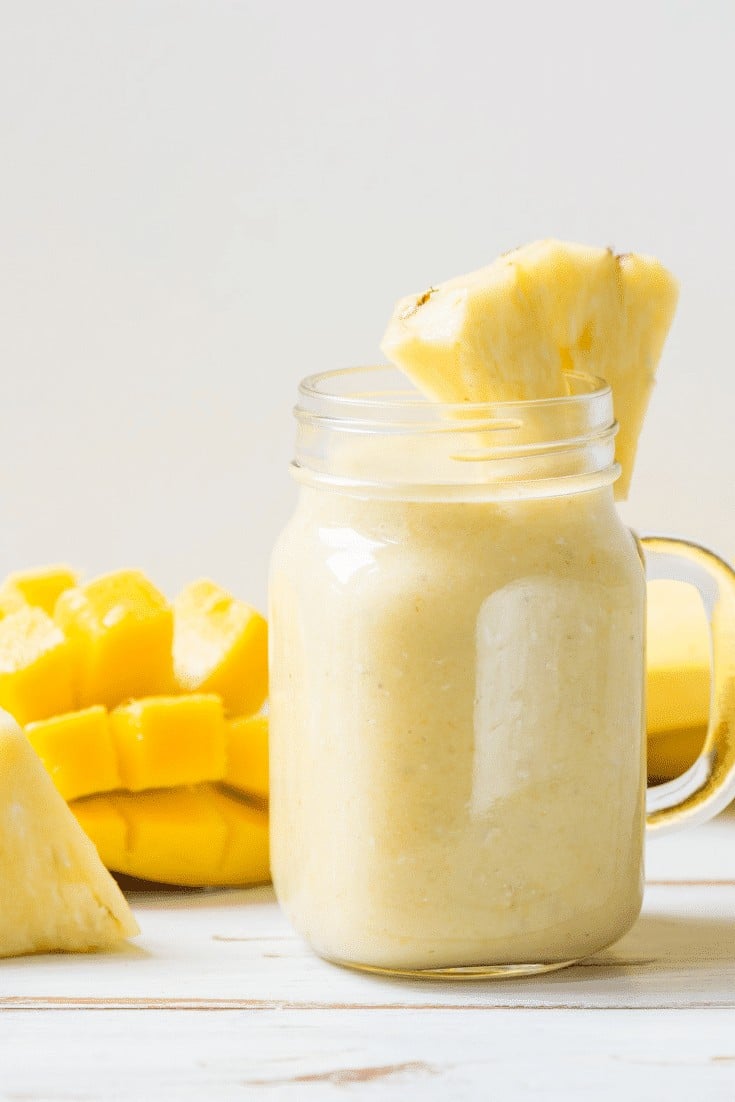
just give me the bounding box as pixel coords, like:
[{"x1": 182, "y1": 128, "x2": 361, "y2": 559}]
[{"x1": 328, "y1": 957, "x2": 582, "y2": 981}]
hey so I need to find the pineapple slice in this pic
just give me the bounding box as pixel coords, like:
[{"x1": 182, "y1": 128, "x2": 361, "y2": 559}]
[
  {"x1": 0, "y1": 717, "x2": 138, "y2": 958},
  {"x1": 381, "y1": 239, "x2": 678, "y2": 496}
]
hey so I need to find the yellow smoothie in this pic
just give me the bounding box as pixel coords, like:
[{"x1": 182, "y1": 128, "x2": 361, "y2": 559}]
[{"x1": 269, "y1": 478, "x2": 645, "y2": 971}]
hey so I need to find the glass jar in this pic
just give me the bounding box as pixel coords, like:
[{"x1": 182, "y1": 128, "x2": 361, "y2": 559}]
[{"x1": 269, "y1": 366, "x2": 735, "y2": 977}]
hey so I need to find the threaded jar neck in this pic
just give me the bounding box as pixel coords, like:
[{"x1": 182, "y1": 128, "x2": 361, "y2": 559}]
[{"x1": 292, "y1": 366, "x2": 619, "y2": 502}]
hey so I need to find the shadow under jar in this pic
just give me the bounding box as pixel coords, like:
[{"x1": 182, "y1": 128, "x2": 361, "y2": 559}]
[{"x1": 268, "y1": 367, "x2": 735, "y2": 978}]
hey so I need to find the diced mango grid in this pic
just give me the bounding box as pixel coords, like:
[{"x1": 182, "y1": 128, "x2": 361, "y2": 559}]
[
  {"x1": 0, "y1": 566, "x2": 269, "y2": 887},
  {"x1": 27, "y1": 699, "x2": 268, "y2": 802}
]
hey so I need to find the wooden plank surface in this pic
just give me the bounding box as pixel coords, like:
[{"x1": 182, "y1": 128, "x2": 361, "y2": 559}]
[
  {"x1": 1, "y1": 810, "x2": 734, "y2": 1099},
  {"x1": 1, "y1": 1008, "x2": 735, "y2": 1101}
]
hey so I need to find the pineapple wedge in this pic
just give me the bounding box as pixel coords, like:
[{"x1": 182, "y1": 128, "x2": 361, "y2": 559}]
[
  {"x1": 381, "y1": 240, "x2": 678, "y2": 496},
  {"x1": 0, "y1": 717, "x2": 138, "y2": 958}
]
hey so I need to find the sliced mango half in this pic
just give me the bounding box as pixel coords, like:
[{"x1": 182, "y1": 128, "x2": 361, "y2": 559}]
[{"x1": 71, "y1": 784, "x2": 270, "y2": 887}]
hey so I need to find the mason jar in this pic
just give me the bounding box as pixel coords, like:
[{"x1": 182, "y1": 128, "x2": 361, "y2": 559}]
[{"x1": 269, "y1": 366, "x2": 735, "y2": 977}]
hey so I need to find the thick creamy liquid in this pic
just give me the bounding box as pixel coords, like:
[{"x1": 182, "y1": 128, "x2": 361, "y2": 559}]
[{"x1": 269, "y1": 486, "x2": 646, "y2": 970}]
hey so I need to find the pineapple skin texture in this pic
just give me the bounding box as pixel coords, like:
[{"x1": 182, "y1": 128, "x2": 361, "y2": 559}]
[
  {"x1": 173, "y1": 579, "x2": 268, "y2": 717},
  {"x1": 0, "y1": 719, "x2": 138, "y2": 958},
  {"x1": 55, "y1": 569, "x2": 174, "y2": 710},
  {"x1": 381, "y1": 239, "x2": 678, "y2": 498}
]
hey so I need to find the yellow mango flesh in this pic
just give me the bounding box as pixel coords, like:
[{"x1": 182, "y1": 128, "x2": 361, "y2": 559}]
[
  {"x1": 111, "y1": 694, "x2": 227, "y2": 792},
  {"x1": 0, "y1": 607, "x2": 74, "y2": 724},
  {"x1": 1, "y1": 565, "x2": 77, "y2": 616},
  {"x1": 225, "y1": 711, "x2": 269, "y2": 801},
  {"x1": 0, "y1": 564, "x2": 272, "y2": 890},
  {"x1": 0, "y1": 588, "x2": 29, "y2": 620},
  {"x1": 72, "y1": 784, "x2": 270, "y2": 887},
  {"x1": 648, "y1": 726, "x2": 706, "y2": 782},
  {"x1": 646, "y1": 580, "x2": 709, "y2": 734},
  {"x1": 173, "y1": 579, "x2": 268, "y2": 717},
  {"x1": 24, "y1": 691, "x2": 271, "y2": 804},
  {"x1": 55, "y1": 570, "x2": 173, "y2": 709},
  {"x1": 26, "y1": 706, "x2": 120, "y2": 802},
  {"x1": 645, "y1": 579, "x2": 711, "y2": 783}
]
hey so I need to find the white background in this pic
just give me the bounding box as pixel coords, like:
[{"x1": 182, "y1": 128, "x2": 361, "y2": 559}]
[{"x1": 0, "y1": 0, "x2": 733, "y2": 609}]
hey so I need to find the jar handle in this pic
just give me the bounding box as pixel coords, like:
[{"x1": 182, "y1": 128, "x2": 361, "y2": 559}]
[{"x1": 642, "y1": 535, "x2": 735, "y2": 835}]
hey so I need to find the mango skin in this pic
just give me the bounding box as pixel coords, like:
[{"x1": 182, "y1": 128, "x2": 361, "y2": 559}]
[
  {"x1": 55, "y1": 570, "x2": 173, "y2": 710},
  {"x1": 71, "y1": 784, "x2": 270, "y2": 887}
]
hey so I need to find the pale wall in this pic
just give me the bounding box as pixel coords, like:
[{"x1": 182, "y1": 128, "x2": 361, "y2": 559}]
[{"x1": 1, "y1": 1, "x2": 732, "y2": 607}]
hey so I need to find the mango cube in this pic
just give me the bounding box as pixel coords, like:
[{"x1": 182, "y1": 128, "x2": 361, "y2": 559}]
[
  {"x1": 1, "y1": 565, "x2": 78, "y2": 616},
  {"x1": 55, "y1": 570, "x2": 173, "y2": 709},
  {"x1": 0, "y1": 607, "x2": 74, "y2": 724},
  {"x1": 173, "y1": 579, "x2": 268, "y2": 716},
  {"x1": 225, "y1": 711, "x2": 269, "y2": 800},
  {"x1": 26, "y1": 705, "x2": 120, "y2": 801},
  {"x1": 110, "y1": 694, "x2": 226, "y2": 792}
]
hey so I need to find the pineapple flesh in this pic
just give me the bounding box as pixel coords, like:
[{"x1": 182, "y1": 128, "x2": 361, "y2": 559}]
[
  {"x1": 380, "y1": 239, "x2": 678, "y2": 497},
  {"x1": 0, "y1": 716, "x2": 139, "y2": 958}
]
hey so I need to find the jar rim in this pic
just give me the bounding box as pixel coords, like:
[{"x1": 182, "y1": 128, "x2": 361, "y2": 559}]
[
  {"x1": 297, "y1": 365, "x2": 611, "y2": 421},
  {"x1": 292, "y1": 366, "x2": 620, "y2": 500}
]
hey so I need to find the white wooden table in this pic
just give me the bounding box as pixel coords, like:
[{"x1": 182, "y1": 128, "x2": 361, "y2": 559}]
[{"x1": 2, "y1": 811, "x2": 735, "y2": 1101}]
